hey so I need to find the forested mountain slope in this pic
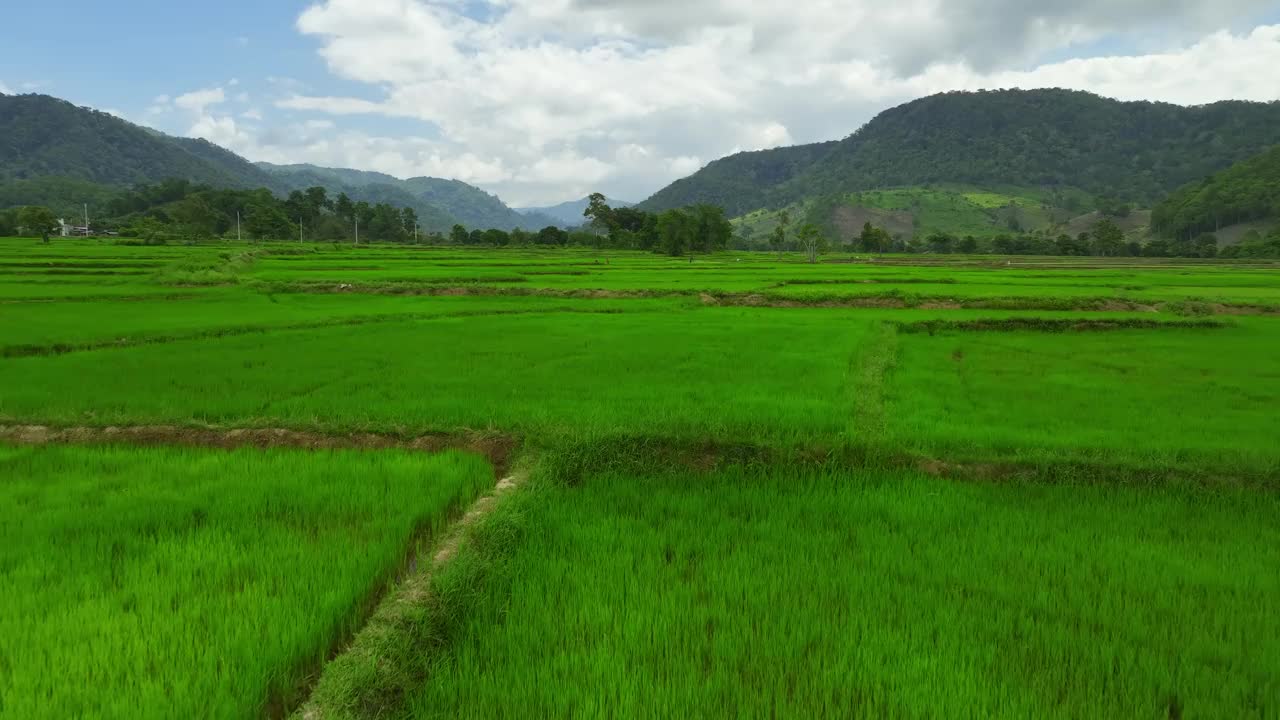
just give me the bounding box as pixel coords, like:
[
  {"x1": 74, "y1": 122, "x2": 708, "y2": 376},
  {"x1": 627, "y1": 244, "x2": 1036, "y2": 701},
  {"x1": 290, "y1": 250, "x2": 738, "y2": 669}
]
[
  {"x1": 0, "y1": 94, "x2": 550, "y2": 232},
  {"x1": 0, "y1": 94, "x2": 277, "y2": 190},
  {"x1": 1151, "y1": 144, "x2": 1280, "y2": 239},
  {"x1": 640, "y1": 142, "x2": 837, "y2": 216},
  {"x1": 642, "y1": 89, "x2": 1280, "y2": 217}
]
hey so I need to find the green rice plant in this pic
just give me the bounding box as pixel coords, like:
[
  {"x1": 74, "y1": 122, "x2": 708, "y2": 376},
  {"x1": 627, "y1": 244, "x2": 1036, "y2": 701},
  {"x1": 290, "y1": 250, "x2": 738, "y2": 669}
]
[
  {"x1": 0, "y1": 290, "x2": 676, "y2": 356},
  {"x1": 0, "y1": 309, "x2": 874, "y2": 447},
  {"x1": 0, "y1": 444, "x2": 493, "y2": 719},
  {"x1": 152, "y1": 250, "x2": 263, "y2": 286},
  {"x1": 894, "y1": 317, "x2": 1230, "y2": 334},
  {"x1": 883, "y1": 319, "x2": 1280, "y2": 477},
  {"x1": 407, "y1": 465, "x2": 1280, "y2": 719}
]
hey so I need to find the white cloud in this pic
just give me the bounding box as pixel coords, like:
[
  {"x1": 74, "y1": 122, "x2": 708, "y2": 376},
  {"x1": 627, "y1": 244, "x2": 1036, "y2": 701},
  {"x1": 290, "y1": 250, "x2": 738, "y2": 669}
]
[
  {"x1": 0, "y1": 81, "x2": 10, "y2": 94},
  {"x1": 174, "y1": 87, "x2": 227, "y2": 114},
  {"x1": 189, "y1": 114, "x2": 256, "y2": 150},
  {"x1": 163, "y1": 1, "x2": 1279, "y2": 205},
  {"x1": 281, "y1": 2, "x2": 1280, "y2": 203}
]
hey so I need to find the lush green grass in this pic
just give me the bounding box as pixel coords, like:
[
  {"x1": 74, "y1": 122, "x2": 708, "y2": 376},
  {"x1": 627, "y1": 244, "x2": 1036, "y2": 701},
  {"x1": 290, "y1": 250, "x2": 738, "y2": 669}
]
[
  {"x1": 882, "y1": 318, "x2": 1280, "y2": 476},
  {"x1": 5, "y1": 238, "x2": 1277, "y2": 306},
  {"x1": 0, "y1": 444, "x2": 492, "y2": 719},
  {"x1": 409, "y1": 465, "x2": 1280, "y2": 719},
  {"x1": 0, "y1": 309, "x2": 870, "y2": 445},
  {"x1": 2, "y1": 237, "x2": 1279, "y2": 718},
  {"x1": 4, "y1": 298, "x2": 1276, "y2": 475},
  {"x1": 0, "y1": 290, "x2": 674, "y2": 353}
]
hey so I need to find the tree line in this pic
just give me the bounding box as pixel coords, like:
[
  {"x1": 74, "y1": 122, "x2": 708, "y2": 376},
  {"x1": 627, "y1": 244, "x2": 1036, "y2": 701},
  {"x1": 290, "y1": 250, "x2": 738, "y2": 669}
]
[
  {"x1": 8, "y1": 179, "x2": 1277, "y2": 258},
  {"x1": 110, "y1": 179, "x2": 424, "y2": 243},
  {"x1": 580, "y1": 193, "x2": 733, "y2": 255}
]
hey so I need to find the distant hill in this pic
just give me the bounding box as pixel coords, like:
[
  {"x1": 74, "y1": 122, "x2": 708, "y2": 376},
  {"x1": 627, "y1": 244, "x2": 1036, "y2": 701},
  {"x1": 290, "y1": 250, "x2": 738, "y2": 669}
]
[
  {"x1": 259, "y1": 163, "x2": 558, "y2": 231},
  {"x1": 641, "y1": 143, "x2": 837, "y2": 217},
  {"x1": 517, "y1": 196, "x2": 634, "y2": 227},
  {"x1": 1151, "y1": 144, "x2": 1280, "y2": 239},
  {"x1": 0, "y1": 94, "x2": 278, "y2": 192},
  {"x1": 0, "y1": 93, "x2": 543, "y2": 232},
  {"x1": 641, "y1": 89, "x2": 1280, "y2": 218}
]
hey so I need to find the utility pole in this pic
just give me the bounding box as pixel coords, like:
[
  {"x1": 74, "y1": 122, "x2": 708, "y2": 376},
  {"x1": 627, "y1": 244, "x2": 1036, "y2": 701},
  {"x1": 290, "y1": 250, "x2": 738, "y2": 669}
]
[
  {"x1": 354, "y1": 217, "x2": 359, "y2": 246},
  {"x1": 414, "y1": 223, "x2": 419, "y2": 243},
  {"x1": 83, "y1": 204, "x2": 89, "y2": 237},
  {"x1": 299, "y1": 218, "x2": 304, "y2": 243},
  {"x1": 236, "y1": 211, "x2": 241, "y2": 242}
]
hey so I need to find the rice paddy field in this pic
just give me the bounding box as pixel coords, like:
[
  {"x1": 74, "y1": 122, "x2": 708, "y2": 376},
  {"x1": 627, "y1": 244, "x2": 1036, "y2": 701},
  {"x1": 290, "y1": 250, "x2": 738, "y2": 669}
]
[{"x1": 2, "y1": 237, "x2": 1278, "y2": 719}]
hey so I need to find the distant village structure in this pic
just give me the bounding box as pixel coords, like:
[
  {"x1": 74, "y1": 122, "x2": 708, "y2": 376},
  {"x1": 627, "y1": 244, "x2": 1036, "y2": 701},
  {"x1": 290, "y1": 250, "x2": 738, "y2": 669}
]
[{"x1": 57, "y1": 219, "x2": 91, "y2": 237}]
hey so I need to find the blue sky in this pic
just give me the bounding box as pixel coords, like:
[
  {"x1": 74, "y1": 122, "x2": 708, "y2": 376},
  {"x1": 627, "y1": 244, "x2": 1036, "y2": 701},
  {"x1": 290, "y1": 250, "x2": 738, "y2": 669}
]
[
  {"x1": 9, "y1": 3, "x2": 316, "y2": 106},
  {"x1": 5, "y1": 1, "x2": 1280, "y2": 205}
]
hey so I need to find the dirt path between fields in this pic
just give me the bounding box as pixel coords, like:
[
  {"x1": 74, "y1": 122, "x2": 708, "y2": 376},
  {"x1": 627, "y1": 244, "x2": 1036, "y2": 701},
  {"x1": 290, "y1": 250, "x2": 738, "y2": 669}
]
[
  {"x1": 292, "y1": 468, "x2": 528, "y2": 720},
  {"x1": 0, "y1": 424, "x2": 518, "y2": 475},
  {"x1": 280, "y1": 282, "x2": 1280, "y2": 315},
  {"x1": 0, "y1": 422, "x2": 527, "y2": 720}
]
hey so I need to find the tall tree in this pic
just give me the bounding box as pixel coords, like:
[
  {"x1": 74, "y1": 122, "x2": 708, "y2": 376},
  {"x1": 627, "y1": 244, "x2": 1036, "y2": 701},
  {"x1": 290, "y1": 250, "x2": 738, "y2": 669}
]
[
  {"x1": 690, "y1": 204, "x2": 732, "y2": 253},
  {"x1": 334, "y1": 193, "x2": 355, "y2": 222},
  {"x1": 305, "y1": 186, "x2": 331, "y2": 213},
  {"x1": 18, "y1": 206, "x2": 58, "y2": 244},
  {"x1": 657, "y1": 209, "x2": 694, "y2": 256},
  {"x1": 795, "y1": 223, "x2": 828, "y2": 264},
  {"x1": 1090, "y1": 218, "x2": 1126, "y2": 257},
  {"x1": 584, "y1": 192, "x2": 616, "y2": 231}
]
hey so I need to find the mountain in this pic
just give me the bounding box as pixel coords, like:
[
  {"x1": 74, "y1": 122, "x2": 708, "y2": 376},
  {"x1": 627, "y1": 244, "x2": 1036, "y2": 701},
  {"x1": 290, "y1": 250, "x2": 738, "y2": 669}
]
[
  {"x1": 640, "y1": 89, "x2": 1280, "y2": 218},
  {"x1": 259, "y1": 163, "x2": 559, "y2": 231},
  {"x1": 0, "y1": 94, "x2": 545, "y2": 233},
  {"x1": 641, "y1": 143, "x2": 837, "y2": 217},
  {"x1": 0, "y1": 94, "x2": 278, "y2": 193},
  {"x1": 517, "y1": 196, "x2": 634, "y2": 227},
  {"x1": 1151, "y1": 144, "x2": 1280, "y2": 239}
]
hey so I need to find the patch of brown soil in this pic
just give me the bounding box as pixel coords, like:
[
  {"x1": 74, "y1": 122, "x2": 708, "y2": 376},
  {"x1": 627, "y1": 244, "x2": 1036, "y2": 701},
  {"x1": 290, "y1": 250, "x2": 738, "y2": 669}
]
[
  {"x1": 0, "y1": 425, "x2": 518, "y2": 476},
  {"x1": 1209, "y1": 303, "x2": 1280, "y2": 316},
  {"x1": 1098, "y1": 300, "x2": 1158, "y2": 312},
  {"x1": 915, "y1": 457, "x2": 1014, "y2": 481}
]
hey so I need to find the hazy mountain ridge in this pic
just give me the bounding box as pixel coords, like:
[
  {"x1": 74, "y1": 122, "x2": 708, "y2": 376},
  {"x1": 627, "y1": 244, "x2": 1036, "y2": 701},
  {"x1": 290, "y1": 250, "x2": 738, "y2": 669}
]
[{"x1": 517, "y1": 196, "x2": 635, "y2": 226}]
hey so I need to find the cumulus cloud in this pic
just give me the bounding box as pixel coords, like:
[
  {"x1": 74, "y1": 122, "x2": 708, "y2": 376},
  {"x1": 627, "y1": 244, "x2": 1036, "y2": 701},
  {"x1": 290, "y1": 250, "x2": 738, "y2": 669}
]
[
  {"x1": 0, "y1": 80, "x2": 11, "y2": 94},
  {"x1": 176, "y1": 1, "x2": 1280, "y2": 205},
  {"x1": 174, "y1": 87, "x2": 227, "y2": 114}
]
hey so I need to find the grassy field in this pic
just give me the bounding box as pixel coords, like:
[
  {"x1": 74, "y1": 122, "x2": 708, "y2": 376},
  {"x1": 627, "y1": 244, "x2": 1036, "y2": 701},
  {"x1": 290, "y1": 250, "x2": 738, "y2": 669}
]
[
  {"x1": 0, "y1": 444, "x2": 492, "y2": 718},
  {"x1": 412, "y1": 465, "x2": 1280, "y2": 719},
  {"x1": 1, "y1": 236, "x2": 1277, "y2": 718}
]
